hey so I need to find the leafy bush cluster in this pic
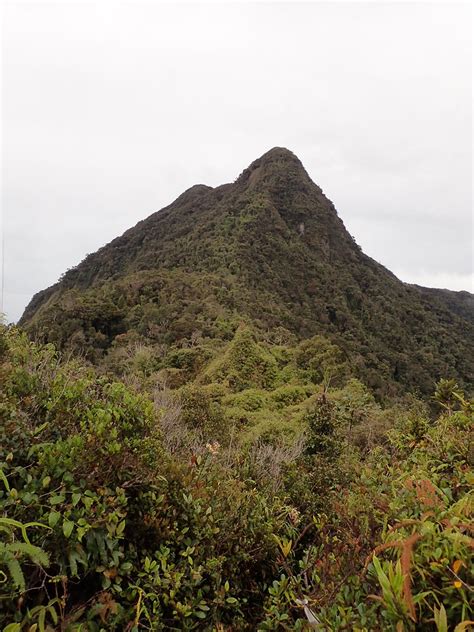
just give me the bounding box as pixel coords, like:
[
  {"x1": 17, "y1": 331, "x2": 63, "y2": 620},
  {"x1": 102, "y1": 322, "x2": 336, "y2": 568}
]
[
  {"x1": 0, "y1": 328, "x2": 289, "y2": 629},
  {"x1": 0, "y1": 326, "x2": 472, "y2": 630},
  {"x1": 263, "y1": 388, "x2": 473, "y2": 630}
]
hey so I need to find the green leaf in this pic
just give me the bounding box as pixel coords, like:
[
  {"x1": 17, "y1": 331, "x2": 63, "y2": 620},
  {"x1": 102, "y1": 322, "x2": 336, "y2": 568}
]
[
  {"x1": 434, "y1": 604, "x2": 448, "y2": 632},
  {"x1": 48, "y1": 604, "x2": 59, "y2": 624},
  {"x1": 0, "y1": 469, "x2": 11, "y2": 492},
  {"x1": 48, "y1": 511, "x2": 61, "y2": 528},
  {"x1": 116, "y1": 520, "x2": 126, "y2": 536},
  {"x1": 49, "y1": 495, "x2": 65, "y2": 506},
  {"x1": 63, "y1": 520, "x2": 74, "y2": 538},
  {"x1": 38, "y1": 606, "x2": 46, "y2": 632},
  {"x1": 83, "y1": 496, "x2": 94, "y2": 511},
  {"x1": 68, "y1": 551, "x2": 79, "y2": 577}
]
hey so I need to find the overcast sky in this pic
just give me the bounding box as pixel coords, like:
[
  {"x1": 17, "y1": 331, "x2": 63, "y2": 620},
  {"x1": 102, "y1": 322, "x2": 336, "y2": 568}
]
[{"x1": 1, "y1": 1, "x2": 472, "y2": 323}]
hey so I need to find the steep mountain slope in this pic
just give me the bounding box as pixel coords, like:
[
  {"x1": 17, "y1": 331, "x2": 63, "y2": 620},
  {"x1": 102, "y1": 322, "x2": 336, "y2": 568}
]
[{"x1": 20, "y1": 148, "x2": 474, "y2": 396}]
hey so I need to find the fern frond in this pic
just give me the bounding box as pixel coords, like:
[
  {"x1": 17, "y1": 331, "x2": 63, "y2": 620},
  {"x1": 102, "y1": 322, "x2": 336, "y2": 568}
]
[
  {"x1": 6, "y1": 556, "x2": 25, "y2": 592},
  {"x1": 6, "y1": 541, "x2": 50, "y2": 567}
]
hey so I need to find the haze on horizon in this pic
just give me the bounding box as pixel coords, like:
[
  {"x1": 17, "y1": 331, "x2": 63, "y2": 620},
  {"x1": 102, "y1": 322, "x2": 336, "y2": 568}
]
[{"x1": 1, "y1": 1, "x2": 472, "y2": 323}]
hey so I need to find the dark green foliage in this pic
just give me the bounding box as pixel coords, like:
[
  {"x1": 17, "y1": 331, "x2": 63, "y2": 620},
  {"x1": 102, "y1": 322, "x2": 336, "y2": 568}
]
[
  {"x1": 0, "y1": 327, "x2": 287, "y2": 629},
  {"x1": 0, "y1": 326, "x2": 472, "y2": 630},
  {"x1": 4, "y1": 147, "x2": 474, "y2": 629},
  {"x1": 304, "y1": 393, "x2": 341, "y2": 459},
  {"x1": 19, "y1": 148, "x2": 473, "y2": 398},
  {"x1": 179, "y1": 385, "x2": 222, "y2": 435},
  {"x1": 271, "y1": 385, "x2": 307, "y2": 408},
  {"x1": 295, "y1": 335, "x2": 349, "y2": 387},
  {"x1": 262, "y1": 403, "x2": 474, "y2": 631},
  {"x1": 203, "y1": 326, "x2": 278, "y2": 392}
]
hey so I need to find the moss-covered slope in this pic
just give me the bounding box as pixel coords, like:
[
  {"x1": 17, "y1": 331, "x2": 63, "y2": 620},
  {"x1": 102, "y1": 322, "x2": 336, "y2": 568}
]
[{"x1": 19, "y1": 148, "x2": 474, "y2": 396}]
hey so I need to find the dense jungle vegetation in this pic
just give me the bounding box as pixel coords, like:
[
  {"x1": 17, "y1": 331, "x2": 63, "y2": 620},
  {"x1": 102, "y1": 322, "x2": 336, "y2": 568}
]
[
  {"x1": 0, "y1": 324, "x2": 472, "y2": 630},
  {"x1": 19, "y1": 149, "x2": 474, "y2": 399},
  {"x1": 5, "y1": 148, "x2": 473, "y2": 629}
]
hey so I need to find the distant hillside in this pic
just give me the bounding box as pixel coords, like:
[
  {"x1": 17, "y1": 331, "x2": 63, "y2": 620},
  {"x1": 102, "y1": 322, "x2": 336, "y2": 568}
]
[{"x1": 20, "y1": 148, "x2": 474, "y2": 397}]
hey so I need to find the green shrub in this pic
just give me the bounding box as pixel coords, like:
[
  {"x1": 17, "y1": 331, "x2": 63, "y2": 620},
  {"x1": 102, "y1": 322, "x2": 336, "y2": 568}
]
[
  {"x1": 1, "y1": 327, "x2": 472, "y2": 630},
  {"x1": 204, "y1": 326, "x2": 278, "y2": 391},
  {"x1": 0, "y1": 328, "x2": 290, "y2": 629},
  {"x1": 270, "y1": 385, "x2": 308, "y2": 408},
  {"x1": 223, "y1": 389, "x2": 269, "y2": 412}
]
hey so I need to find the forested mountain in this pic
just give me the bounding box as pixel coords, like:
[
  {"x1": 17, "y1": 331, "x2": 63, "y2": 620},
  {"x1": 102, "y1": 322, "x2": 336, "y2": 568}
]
[
  {"x1": 20, "y1": 148, "x2": 473, "y2": 397},
  {"x1": 3, "y1": 150, "x2": 473, "y2": 629}
]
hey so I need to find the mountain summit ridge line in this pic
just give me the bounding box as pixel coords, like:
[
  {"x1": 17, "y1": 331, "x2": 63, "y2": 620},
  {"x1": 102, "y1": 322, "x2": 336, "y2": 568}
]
[{"x1": 19, "y1": 148, "x2": 474, "y2": 396}]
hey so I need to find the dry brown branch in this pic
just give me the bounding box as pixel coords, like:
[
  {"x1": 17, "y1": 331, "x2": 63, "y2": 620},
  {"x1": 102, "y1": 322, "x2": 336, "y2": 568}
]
[
  {"x1": 388, "y1": 520, "x2": 420, "y2": 532},
  {"x1": 400, "y1": 533, "x2": 422, "y2": 621}
]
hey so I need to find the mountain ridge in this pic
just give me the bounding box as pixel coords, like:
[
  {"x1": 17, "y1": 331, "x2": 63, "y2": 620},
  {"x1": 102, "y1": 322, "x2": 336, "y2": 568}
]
[{"x1": 19, "y1": 147, "x2": 474, "y2": 397}]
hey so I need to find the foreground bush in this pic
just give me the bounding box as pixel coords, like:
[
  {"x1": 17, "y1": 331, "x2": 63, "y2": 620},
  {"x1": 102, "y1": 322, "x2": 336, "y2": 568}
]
[
  {"x1": 0, "y1": 326, "x2": 472, "y2": 630},
  {"x1": 261, "y1": 397, "x2": 474, "y2": 630}
]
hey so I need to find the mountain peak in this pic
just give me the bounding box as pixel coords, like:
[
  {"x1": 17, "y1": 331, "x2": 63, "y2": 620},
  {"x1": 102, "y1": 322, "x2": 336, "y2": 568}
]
[
  {"x1": 19, "y1": 148, "x2": 474, "y2": 396},
  {"x1": 259, "y1": 146, "x2": 300, "y2": 163},
  {"x1": 237, "y1": 147, "x2": 311, "y2": 189},
  {"x1": 172, "y1": 184, "x2": 213, "y2": 206}
]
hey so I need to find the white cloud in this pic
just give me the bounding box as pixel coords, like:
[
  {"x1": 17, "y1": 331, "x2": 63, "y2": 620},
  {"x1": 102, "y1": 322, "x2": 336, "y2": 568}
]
[
  {"x1": 393, "y1": 271, "x2": 474, "y2": 293},
  {"x1": 1, "y1": 1, "x2": 472, "y2": 322}
]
